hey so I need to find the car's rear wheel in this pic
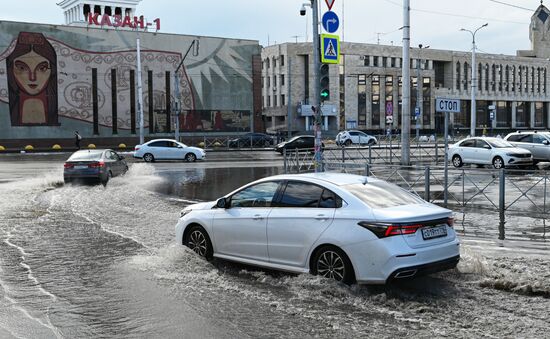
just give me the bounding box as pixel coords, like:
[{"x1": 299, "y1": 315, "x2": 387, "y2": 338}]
[
  {"x1": 312, "y1": 245, "x2": 355, "y2": 285},
  {"x1": 452, "y1": 155, "x2": 463, "y2": 168},
  {"x1": 185, "y1": 153, "x2": 197, "y2": 162},
  {"x1": 143, "y1": 153, "x2": 155, "y2": 163},
  {"x1": 185, "y1": 225, "x2": 213, "y2": 260},
  {"x1": 102, "y1": 171, "x2": 112, "y2": 186},
  {"x1": 367, "y1": 139, "x2": 376, "y2": 146},
  {"x1": 493, "y1": 156, "x2": 504, "y2": 169}
]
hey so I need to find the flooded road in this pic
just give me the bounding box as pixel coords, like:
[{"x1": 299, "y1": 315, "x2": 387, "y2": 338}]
[{"x1": 0, "y1": 156, "x2": 549, "y2": 338}]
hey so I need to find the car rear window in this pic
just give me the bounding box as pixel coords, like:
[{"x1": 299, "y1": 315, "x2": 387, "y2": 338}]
[
  {"x1": 68, "y1": 151, "x2": 103, "y2": 161},
  {"x1": 343, "y1": 181, "x2": 424, "y2": 209}
]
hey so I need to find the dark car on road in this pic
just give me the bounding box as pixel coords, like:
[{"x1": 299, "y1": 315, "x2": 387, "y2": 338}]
[
  {"x1": 274, "y1": 135, "x2": 324, "y2": 154},
  {"x1": 64, "y1": 149, "x2": 128, "y2": 185},
  {"x1": 228, "y1": 133, "x2": 274, "y2": 148}
]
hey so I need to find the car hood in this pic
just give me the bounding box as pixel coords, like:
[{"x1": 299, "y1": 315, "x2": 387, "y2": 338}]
[
  {"x1": 180, "y1": 201, "x2": 216, "y2": 216},
  {"x1": 501, "y1": 147, "x2": 531, "y2": 155},
  {"x1": 370, "y1": 203, "x2": 451, "y2": 223}
]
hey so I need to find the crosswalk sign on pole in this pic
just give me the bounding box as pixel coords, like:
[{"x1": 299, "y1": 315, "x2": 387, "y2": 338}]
[{"x1": 320, "y1": 34, "x2": 340, "y2": 64}]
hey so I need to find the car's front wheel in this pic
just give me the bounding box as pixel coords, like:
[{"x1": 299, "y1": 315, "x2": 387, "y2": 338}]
[
  {"x1": 493, "y1": 156, "x2": 504, "y2": 169},
  {"x1": 185, "y1": 153, "x2": 197, "y2": 162},
  {"x1": 452, "y1": 155, "x2": 463, "y2": 168},
  {"x1": 312, "y1": 246, "x2": 355, "y2": 285},
  {"x1": 185, "y1": 225, "x2": 213, "y2": 260},
  {"x1": 143, "y1": 153, "x2": 155, "y2": 163},
  {"x1": 344, "y1": 139, "x2": 352, "y2": 147}
]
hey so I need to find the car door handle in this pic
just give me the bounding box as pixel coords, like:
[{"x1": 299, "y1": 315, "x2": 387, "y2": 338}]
[
  {"x1": 253, "y1": 215, "x2": 264, "y2": 220},
  {"x1": 315, "y1": 214, "x2": 328, "y2": 220}
]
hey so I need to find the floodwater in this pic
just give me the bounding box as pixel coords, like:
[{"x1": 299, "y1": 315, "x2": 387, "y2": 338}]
[{"x1": 0, "y1": 159, "x2": 549, "y2": 338}]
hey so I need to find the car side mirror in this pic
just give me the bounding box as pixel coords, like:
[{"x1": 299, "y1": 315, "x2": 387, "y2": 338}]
[
  {"x1": 544, "y1": 140, "x2": 550, "y2": 146},
  {"x1": 216, "y1": 198, "x2": 228, "y2": 209}
]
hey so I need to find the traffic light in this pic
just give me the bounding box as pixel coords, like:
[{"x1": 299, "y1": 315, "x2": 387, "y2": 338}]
[{"x1": 320, "y1": 64, "x2": 330, "y2": 102}]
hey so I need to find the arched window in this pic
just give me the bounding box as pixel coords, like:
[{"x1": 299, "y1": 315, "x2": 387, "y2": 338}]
[
  {"x1": 491, "y1": 64, "x2": 496, "y2": 92},
  {"x1": 464, "y1": 62, "x2": 469, "y2": 90},
  {"x1": 485, "y1": 64, "x2": 490, "y2": 92},
  {"x1": 456, "y1": 62, "x2": 461, "y2": 90},
  {"x1": 505, "y1": 65, "x2": 510, "y2": 92},
  {"x1": 478, "y1": 63, "x2": 483, "y2": 92}
]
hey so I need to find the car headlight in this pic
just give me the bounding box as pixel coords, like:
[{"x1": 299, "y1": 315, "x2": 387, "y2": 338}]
[{"x1": 180, "y1": 209, "x2": 192, "y2": 218}]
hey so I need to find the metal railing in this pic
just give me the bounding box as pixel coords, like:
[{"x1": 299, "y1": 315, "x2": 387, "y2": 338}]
[{"x1": 283, "y1": 149, "x2": 549, "y2": 241}]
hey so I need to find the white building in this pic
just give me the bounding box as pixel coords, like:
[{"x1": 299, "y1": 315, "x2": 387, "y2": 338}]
[
  {"x1": 262, "y1": 3, "x2": 550, "y2": 135},
  {"x1": 58, "y1": 0, "x2": 140, "y2": 26}
]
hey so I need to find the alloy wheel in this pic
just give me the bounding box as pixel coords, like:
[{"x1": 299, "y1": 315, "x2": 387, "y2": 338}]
[
  {"x1": 316, "y1": 250, "x2": 346, "y2": 281},
  {"x1": 188, "y1": 230, "x2": 208, "y2": 257},
  {"x1": 493, "y1": 157, "x2": 504, "y2": 169}
]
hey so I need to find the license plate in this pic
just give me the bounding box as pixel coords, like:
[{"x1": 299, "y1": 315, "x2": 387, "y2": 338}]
[
  {"x1": 421, "y1": 225, "x2": 447, "y2": 240},
  {"x1": 75, "y1": 165, "x2": 88, "y2": 169}
]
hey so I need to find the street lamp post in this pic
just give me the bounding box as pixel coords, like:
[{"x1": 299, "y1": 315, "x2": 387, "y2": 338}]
[
  {"x1": 416, "y1": 44, "x2": 429, "y2": 140},
  {"x1": 301, "y1": 0, "x2": 322, "y2": 172},
  {"x1": 460, "y1": 23, "x2": 488, "y2": 137},
  {"x1": 401, "y1": 0, "x2": 411, "y2": 165}
]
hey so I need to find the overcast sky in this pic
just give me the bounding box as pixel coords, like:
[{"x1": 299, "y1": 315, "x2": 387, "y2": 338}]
[{"x1": 0, "y1": 0, "x2": 543, "y2": 55}]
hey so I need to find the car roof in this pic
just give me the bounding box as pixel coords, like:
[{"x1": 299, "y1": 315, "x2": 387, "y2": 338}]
[
  {"x1": 145, "y1": 139, "x2": 179, "y2": 143},
  {"x1": 73, "y1": 149, "x2": 110, "y2": 153},
  {"x1": 263, "y1": 172, "x2": 383, "y2": 186}
]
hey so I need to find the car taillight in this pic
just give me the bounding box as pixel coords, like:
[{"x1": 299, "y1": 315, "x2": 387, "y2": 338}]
[
  {"x1": 358, "y1": 222, "x2": 423, "y2": 238},
  {"x1": 88, "y1": 161, "x2": 105, "y2": 168},
  {"x1": 447, "y1": 217, "x2": 455, "y2": 227},
  {"x1": 64, "y1": 163, "x2": 74, "y2": 169},
  {"x1": 134, "y1": 146, "x2": 140, "y2": 151}
]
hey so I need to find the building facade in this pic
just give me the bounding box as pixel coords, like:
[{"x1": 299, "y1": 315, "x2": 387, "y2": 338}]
[
  {"x1": 0, "y1": 0, "x2": 262, "y2": 146},
  {"x1": 262, "y1": 4, "x2": 550, "y2": 135}
]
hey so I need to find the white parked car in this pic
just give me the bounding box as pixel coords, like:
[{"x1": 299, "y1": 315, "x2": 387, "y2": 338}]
[
  {"x1": 504, "y1": 131, "x2": 550, "y2": 164},
  {"x1": 336, "y1": 130, "x2": 377, "y2": 147},
  {"x1": 134, "y1": 139, "x2": 206, "y2": 162},
  {"x1": 175, "y1": 173, "x2": 460, "y2": 285},
  {"x1": 448, "y1": 137, "x2": 532, "y2": 169}
]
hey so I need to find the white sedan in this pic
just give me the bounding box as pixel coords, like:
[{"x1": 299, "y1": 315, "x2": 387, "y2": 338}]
[
  {"x1": 336, "y1": 130, "x2": 378, "y2": 147},
  {"x1": 448, "y1": 137, "x2": 532, "y2": 169},
  {"x1": 175, "y1": 173, "x2": 460, "y2": 285},
  {"x1": 134, "y1": 139, "x2": 205, "y2": 162}
]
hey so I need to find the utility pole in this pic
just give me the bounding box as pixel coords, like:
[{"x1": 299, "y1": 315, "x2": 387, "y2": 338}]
[
  {"x1": 461, "y1": 23, "x2": 488, "y2": 137},
  {"x1": 416, "y1": 44, "x2": 429, "y2": 140},
  {"x1": 401, "y1": 0, "x2": 411, "y2": 165},
  {"x1": 136, "y1": 37, "x2": 144, "y2": 145},
  {"x1": 287, "y1": 57, "x2": 292, "y2": 139},
  {"x1": 173, "y1": 40, "x2": 199, "y2": 142}
]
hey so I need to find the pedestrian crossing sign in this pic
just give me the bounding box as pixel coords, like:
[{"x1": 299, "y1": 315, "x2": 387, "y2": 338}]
[{"x1": 321, "y1": 34, "x2": 340, "y2": 64}]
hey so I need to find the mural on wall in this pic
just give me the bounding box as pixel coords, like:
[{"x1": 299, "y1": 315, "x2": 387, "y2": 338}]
[
  {"x1": 0, "y1": 31, "x2": 195, "y2": 129},
  {"x1": 5, "y1": 32, "x2": 59, "y2": 126}
]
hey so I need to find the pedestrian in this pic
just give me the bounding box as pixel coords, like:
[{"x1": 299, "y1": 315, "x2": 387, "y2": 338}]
[{"x1": 75, "y1": 131, "x2": 82, "y2": 150}]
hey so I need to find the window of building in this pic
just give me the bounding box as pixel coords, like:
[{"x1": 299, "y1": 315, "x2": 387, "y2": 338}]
[
  {"x1": 464, "y1": 62, "x2": 469, "y2": 90},
  {"x1": 281, "y1": 74, "x2": 285, "y2": 86},
  {"x1": 274, "y1": 76, "x2": 277, "y2": 87},
  {"x1": 516, "y1": 102, "x2": 530, "y2": 127},
  {"x1": 532, "y1": 67, "x2": 536, "y2": 93},
  {"x1": 505, "y1": 66, "x2": 510, "y2": 92},
  {"x1": 281, "y1": 94, "x2": 285, "y2": 106},
  {"x1": 280, "y1": 55, "x2": 285, "y2": 66},
  {"x1": 364, "y1": 55, "x2": 370, "y2": 67},
  {"x1": 382, "y1": 57, "x2": 388, "y2": 68},
  {"x1": 273, "y1": 57, "x2": 277, "y2": 68},
  {"x1": 478, "y1": 63, "x2": 483, "y2": 93},
  {"x1": 497, "y1": 101, "x2": 512, "y2": 128},
  {"x1": 267, "y1": 58, "x2": 270, "y2": 69},
  {"x1": 373, "y1": 56, "x2": 379, "y2": 67},
  {"x1": 455, "y1": 101, "x2": 471, "y2": 128},
  {"x1": 358, "y1": 75, "x2": 367, "y2": 127},
  {"x1": 372, "y1": 75, "x2": 381, "y2": 126},
  {"x1": 385, "y1": 76, "x2": 393, "y2": 125},
  {"x1": 262, "y1": 77, "x2": 264, "y2": 88},
  {"x1": 476, "y1": 100, "x2": 489, "y2": 127},
  {"x1": 267, "y1": 95, "x2": 271, "y2": 107},
  {"x1": 535, "y1": 102, "x2": 546, "y2": 127},
  {"x1": 391, "y1": 57, "x2": 396, "y2": 68},
  {"x1": 485, "y1": 64, "x2": 490, "y2": 92},
  {"x1": 543, "y1": 68, "x2": 547, "y2": 94},
  {"x1": 492, "y1": 65, "x2": 497, "y2": 92},
  {"x1": 498, "y1": 65, "x2": 503, "y2": 92},
  {"x1": 274, "y1": 95, "x2": 278, "y2": 107},
  {"x1": 511, "y1": 65, "x2": 516, "y2": 92},
  {"x1": 456, "y1": 62, "x2": 461, "y2": 91},
  {"x1": 267, "y1": 76, "x2": 271, "y2": 88}
]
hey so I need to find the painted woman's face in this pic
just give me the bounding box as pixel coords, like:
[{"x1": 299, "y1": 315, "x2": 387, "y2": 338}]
[{"x1": 13, "y1": 50, "x2": 51, "y2": 96}]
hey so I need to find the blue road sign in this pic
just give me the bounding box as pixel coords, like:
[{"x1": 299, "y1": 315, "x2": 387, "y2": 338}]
[
  {"x1": 322, "y1": 11, "x2": 339, "y2": 33},
  {"x1": 415, "y1": 107, "x2": 420, "y2": 117},
  {"x1": 321, "y1": 34, "x2": 340, "y2": 64}
]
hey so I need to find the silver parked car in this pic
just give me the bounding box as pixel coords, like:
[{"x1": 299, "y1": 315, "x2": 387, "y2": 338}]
[
  {"x1": 448, "y1": 137, "x2": 533, "y2": 169},
  {"x1": 504, "y1": 131, "x2": 550, "y2": 163}
]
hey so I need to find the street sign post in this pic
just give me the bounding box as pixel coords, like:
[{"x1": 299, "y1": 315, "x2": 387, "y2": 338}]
[
  {"x1": 320, "y1": 34, "x2": 340, "y2": 64},
  {"x1": 435, "y1": 97, "x2": 461, "y2": 207},
  {"x1": 322, "y1": 11, "x2": 339, "y2": 33}
]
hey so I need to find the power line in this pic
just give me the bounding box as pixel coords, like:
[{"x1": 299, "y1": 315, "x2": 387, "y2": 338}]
[
  {"x1": 383, "y1": 0, "x2": 527, "y2": 25},
  {"x1": 488, "y1": 0, "x2": 534, "y2": 12}
]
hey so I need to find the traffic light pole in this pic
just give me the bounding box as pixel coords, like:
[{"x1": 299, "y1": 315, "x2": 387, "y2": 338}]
[
  {"x1": 311, "y1": 0, "x2": 322, "y2": 173},
  {"x1": 401, "y1": 0, "x2": 411, "y2": 165}
]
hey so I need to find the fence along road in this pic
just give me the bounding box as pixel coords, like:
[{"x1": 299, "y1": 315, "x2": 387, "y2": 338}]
[{"x1": 283, "y1": 147, "x2": 550, "y2": 241}]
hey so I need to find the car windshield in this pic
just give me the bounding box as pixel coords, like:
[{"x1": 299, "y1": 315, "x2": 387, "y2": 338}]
[
  {"x1": 343, "y1": 181, "x2": 424, "y2": 209},
  {"x1": 486, "y1": 139, "x2": 514, "y2": 148},
  {"x1": 68, "y1": 151, "x2": 103, "y2": 161}
]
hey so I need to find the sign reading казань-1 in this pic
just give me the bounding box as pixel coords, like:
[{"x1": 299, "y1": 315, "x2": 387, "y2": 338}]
[{"x1": 88, "y1": 13, "x2": 160, "y2": 30}]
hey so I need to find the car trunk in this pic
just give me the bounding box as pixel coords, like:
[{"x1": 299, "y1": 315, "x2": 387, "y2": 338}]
[{"x1": 371, "y1": 203, "x2": 454, "y2": 249}]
